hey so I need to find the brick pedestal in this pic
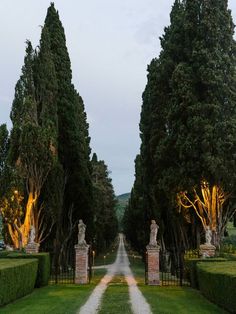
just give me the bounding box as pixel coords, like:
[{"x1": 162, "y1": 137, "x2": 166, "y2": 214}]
[
  {"x1": 200, "y1": 244, "x2": 216, "y2": 258},
  {"x1": 75, "y1": 244, "x2": 89, "y2": 284},
  {"x1": 25, "y1": 242, "x2": 40, "y2": 254},
  {"x1": 146, "y1": 245, "x2": 160, "y2": 285}
]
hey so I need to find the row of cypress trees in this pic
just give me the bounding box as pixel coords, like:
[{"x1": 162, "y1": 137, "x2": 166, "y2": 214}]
[
  {"x1": 124, "y1": 0, "x2": 236, "y2": 253},
  {"x1": 0, "y1": 3, "x2": 118, "y2": 256}
]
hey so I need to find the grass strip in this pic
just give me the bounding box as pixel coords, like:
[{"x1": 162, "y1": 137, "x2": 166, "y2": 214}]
[
  {"x1": 139, "y1": 286, "x2": 227, "y2": 314},
  {"x1": 98, "y1": 277, "x2": 132, "y2": 314}
]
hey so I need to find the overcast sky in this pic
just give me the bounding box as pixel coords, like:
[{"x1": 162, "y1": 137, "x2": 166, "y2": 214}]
[{"x1": 0, "y1": 1, "x2": 236, "y2": 195}]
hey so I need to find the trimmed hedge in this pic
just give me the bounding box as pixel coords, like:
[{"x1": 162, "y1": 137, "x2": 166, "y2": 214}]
[
  {"x1": 6, "y1": 252, "x2": 50, "y2": 287},
  {"x1": 185, "y1": 257, "x2": 227, "y2": 289},
  {"x1": 0, "y1": 251, "x2": 10, "y2": 258},
  {"x1": 220, "y1": 252, "x2": 236, "y2": 261},
  {"x1": 0, "y1": 258, "x2": 38, "y2": 306},
  {"x1": 197, "y1": 261, "x2": 236, "y2": 313}
]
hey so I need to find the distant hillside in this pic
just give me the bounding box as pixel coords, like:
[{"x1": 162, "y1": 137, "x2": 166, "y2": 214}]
[
  {"x1": 116, "y1": 193, "x2": 130, "y2": 229},
  {"x1": 117, "y1": 193, "x2": 130, "y2": 204}
]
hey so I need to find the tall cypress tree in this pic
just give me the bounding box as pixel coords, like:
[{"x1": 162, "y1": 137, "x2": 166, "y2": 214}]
[
  {"x1": 127, "y1": 0, "x2": 236, "y2": 251},
  {"x1": 91, "y1": 153, "x2": 118, "y2": 253},
  {"x1": 33, "y1": 25, "x2": 61, "y2": 244},
  {"x1": 126, "y1": 1, "x2": 189, "y2": 252},
  {"x1": 44, "y1": 3, "x2": 93, "y2": 243},
  {"x1": 123, "y1": 154, "x2": 146, "y2": 253},
  {"x1": 3, "y1": 40, "x2": 57, "y2": 248},
  {"x1": 165, "y1": 0, "x2": 236, "y2": 246}
]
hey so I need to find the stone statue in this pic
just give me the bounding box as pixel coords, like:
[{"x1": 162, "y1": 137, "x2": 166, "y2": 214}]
[
  {"x1": 29, "y1": 225, "x2": 36, "y2": 244},
  {"x1": 205, "y1": 226, "x2": 212, "y2": 245},
  {"x1": 5, "y1": 244, "x2": 13, "y2": 251},
  {"x1": 78, "y1": 219, "x2": 87, "y2": 245},
  {"x1": 149, "y1": 220, "x2": 159, "y2": 247}
]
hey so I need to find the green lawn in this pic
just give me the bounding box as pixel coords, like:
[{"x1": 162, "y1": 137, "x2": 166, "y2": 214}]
[
  {"x1": 94, "y1": 244, "x2": 118, "y2": 266},
  {"x1": 140, "y1": 286, "x2": 227, "y2": 314},
  {"x1": 0, "y1": 245, "x2": 231, "y2": 314},
  {"x1": 99, "y1": 276, "x2": 132, "y2": 314},
  {"x1": 128, "y1": 249, "x2": 227, "y2": 314},
  {"x1": 0, "y1": 269, "x2": 106, "y2": 314}
]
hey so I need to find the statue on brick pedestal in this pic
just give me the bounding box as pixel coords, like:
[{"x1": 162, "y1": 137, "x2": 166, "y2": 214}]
[
  {"x1": 78, "y1": 219, "x2": 87, "y2": 246},
  {"x1": 149, "y1": 220, "x2": 159, "y2": 247}
]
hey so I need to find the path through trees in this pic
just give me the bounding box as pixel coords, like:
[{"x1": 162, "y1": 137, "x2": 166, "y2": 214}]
[{"x1": 78, "y1": 234, "x2": 152, "y2": 314}]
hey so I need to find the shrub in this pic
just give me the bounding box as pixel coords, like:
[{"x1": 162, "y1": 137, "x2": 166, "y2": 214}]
[
  {"x1": 0, "y1": 258, "x2": 38, "y2": 306},
  {"x1": 220, "y1": 252, "x2": 236, "y2": 261},
  {"x1": 7, "y1": 252, "x2": 50, "y2": 287},
  {"x1": 197, "y1": 261, "x2": 236, "y2": 313},
  {"x1": 185, "y1": 257, "x2": 227, "y2": 289},
  {"x1": 0, "y1": 251, "x2": 10, "y2": 258}
]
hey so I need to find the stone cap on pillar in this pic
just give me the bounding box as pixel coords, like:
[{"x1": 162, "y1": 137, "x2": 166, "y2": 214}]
[
  {"x1": 75, "y1": 243, "x2": 90, "y2": 250},
  {"x1": 146, "y1": 244, "x2": 160, "y2": 251}
]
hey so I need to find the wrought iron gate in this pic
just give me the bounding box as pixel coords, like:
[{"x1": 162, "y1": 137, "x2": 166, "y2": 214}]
[
  {"x1": 145, "y1": 249, "x2": 193, "y2": 286},
  {"x1": 49, "y1": 245, "x2": 93, "y2": 284}
]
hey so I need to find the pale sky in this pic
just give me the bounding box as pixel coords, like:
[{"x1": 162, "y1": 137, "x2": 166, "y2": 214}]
[{"x1": 0, "y1": 1, "x2": 236, "y2": 195}]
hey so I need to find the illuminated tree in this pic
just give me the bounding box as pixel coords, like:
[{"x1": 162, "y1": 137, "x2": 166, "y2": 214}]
[
  {"x1": 127, "y1": 0, "x2": 236, "y2": 251},
  {"x1": 6, "y1": 40, "x2": 57, "y2": 248}
]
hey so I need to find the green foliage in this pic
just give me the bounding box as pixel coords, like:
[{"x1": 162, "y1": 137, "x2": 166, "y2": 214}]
[
  {"x1": 197, "y1": 261, "x2": 236, "y2": 313},
  {"x1": 116, "y1": 193, "x2": 130, "y2": 230},
  {"x1": 0, "y1": 258, "x2": 38, "y2": 306},
  {"x1": 0, "y1": 271, "x2": 106, "y2": 314},
  {"x1": 126, "y1": 0, "x2": 236, "y2": 252},
  {"x1": 43, "y1": 3, "x2": 94, "y2": 248},
  {"x1": 185, "y1": 257, "x2": 227, "y2": 289},
  {"x1": 99, "y1": 285, "x2": 132, "y2": 314},
  {"x1": 1, "y1": 3, "x2": 94, "y2": 252},
  {"x1": 129, "y1": 252, "x2": 226, "y2": 314},
  {"x1": 0, "y1": 251, "x2": 10, "y2": 258},
  {"x1": 91, "y1": 154, "x2": 118, "y2": 253},
  {"x1": 6, "y1": 252, "x2": 50, "y2": 287}
]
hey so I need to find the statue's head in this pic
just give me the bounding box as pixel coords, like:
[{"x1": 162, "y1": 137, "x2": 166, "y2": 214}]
[
  {"x1": 151, "y1": 220, "x2": 156, "y2": 224},
  {"x1": 79, "y1": 219, "x2": 83, "y2": 223}
]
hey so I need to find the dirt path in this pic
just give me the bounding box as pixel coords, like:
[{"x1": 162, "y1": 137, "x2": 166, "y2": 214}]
[{"x1": 78, "y1": 234, "x2": 152, "y2": 314}]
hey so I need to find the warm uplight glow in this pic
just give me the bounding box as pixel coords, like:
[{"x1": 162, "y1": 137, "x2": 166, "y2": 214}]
[{"x1": 177, "y1": 180, "x2": 230, "y2": 246}]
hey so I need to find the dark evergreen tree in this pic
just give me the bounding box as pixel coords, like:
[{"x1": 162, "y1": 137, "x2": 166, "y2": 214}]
[
  {"x1": 33, "y1": 25, "x2": 60, "y2": 244},
  {"x1": 43, "y1": 3, "x2": 94, "y2": 249},
  {"x1": 2, "y1": 40, "x2": 57, "y2": 248},
  {"x1": 91, "y1": 153, "x2": 118, "y2": 253},
  {"x1": 164, "y1": 0, "x2": 236, "y2": 246},
  {"x1": 123, "y1": 155, "x2": 146, "y2": 253},
  {"x1": 126, "y1": 0, "x2": 236, "y2": 251}
]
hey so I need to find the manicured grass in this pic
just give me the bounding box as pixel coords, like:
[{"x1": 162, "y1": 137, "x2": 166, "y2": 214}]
[
  {"x1": 0, "y1": 269, "x2": 106, "y2": 314},
  {"x1": 0, "y1": 258, "x2": 36, "y2": 269},
  {"x1": 128, "y1": 253, "x2": 145, "y2": 284},
  {"x1": 140, "y1": 286, "x2": 227, "y2": 314},
  {"x1": 198, "y1": 260, "x2": 236, "y2": 275},
  {"x1": 94, "y1": 250, "x2": 117, "y2": 266},
  {"x1": 99, "y1": 277, "x2": 132, "y2": 314},
  {"x1": 94, "y1": 239, "x2": 119, "y2": 266},
  {"x1": 128, "y1": 250, "x2": 227, "y2": 313}
]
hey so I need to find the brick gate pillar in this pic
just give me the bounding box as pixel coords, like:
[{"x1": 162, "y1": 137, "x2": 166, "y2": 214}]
[
  {"x1": 75, "y1": 244, "x2": 90, "y2": 284},
  {"x1": 146, "y1": 245, "x2": 161, "y2": 285}
]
